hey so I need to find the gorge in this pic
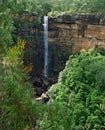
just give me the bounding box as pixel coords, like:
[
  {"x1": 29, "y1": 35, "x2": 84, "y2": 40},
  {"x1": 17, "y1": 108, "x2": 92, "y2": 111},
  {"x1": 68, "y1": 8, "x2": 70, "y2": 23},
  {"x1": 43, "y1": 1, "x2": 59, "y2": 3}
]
[{"x1": 13, "y1": 13, "x2": 105, "y2": 96}]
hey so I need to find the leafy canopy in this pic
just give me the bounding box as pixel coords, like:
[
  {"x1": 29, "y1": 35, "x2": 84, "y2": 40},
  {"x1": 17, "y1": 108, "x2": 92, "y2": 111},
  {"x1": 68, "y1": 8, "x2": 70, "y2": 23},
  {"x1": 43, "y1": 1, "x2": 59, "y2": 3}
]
[{"x1": 39, "y1": 48, "x2": 105, "y2": 130}]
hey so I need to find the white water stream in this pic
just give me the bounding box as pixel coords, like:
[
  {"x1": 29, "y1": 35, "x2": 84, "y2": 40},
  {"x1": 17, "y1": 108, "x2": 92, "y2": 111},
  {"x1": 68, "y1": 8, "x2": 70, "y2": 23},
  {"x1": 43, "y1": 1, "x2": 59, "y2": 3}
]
[{"x1": 43, "y1": 16, "x2": 48, "y2": 78}]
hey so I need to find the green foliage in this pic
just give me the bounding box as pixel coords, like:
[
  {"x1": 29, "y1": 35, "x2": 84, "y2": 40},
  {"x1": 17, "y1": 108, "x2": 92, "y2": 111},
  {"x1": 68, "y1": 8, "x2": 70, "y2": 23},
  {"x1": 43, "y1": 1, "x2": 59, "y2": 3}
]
[
  {"x1": 1, "y1": 40, "x2": 42, "y2": 130},
  {"x1": 85, "y1": 0, "x2": 105, "y2": 13},
  {"x1": 31, "y1": 0, "x2": 52, "y2": 15},
  {"x1": 0, "y1": 2, "x2": 45, "y2": 129},
  {"x1": 0, "y1": 1, "x2": 13, "y2": 51},
  {"x1": 3, "y1": 39, "x2": 25, "y2": 66},
  {"x1": 39, "y1": 101, "x2": 72, "y2": 130},
  {"x1": 31, "y1": 0, "x2": 105, "y2": 15},
  {"x1": 1, "y1": 0, "x2": 105, "y2": 21},
  {"x1": 48, "y1": 0, "x2": 105, "y2": 14},
  {"x1": 39, "y1": 48, "x2": 105, "y2": 130}
]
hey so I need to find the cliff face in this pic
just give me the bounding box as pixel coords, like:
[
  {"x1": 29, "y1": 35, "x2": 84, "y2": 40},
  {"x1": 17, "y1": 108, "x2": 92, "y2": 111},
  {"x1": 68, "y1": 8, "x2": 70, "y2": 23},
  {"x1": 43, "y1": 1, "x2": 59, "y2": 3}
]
[
  {"x1": 14, "y1": 14, "x2": 105, "y2": 78},
  {"x1": 48, "y1": 14, "x2": 105, "y2": 53}
]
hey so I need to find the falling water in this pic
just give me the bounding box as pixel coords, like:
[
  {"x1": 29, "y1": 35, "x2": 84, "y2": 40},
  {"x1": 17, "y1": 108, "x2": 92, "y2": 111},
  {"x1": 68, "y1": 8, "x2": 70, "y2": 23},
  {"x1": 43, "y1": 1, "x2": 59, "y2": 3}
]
[{"x1": 43, "y1": 16, "x2": 48, "y2": 78}]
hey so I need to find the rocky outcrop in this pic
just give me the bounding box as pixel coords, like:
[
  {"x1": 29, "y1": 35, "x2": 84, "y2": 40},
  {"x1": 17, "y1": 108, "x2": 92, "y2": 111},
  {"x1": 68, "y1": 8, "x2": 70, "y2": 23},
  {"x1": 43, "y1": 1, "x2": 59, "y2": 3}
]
[
  {"x1": 13, "y1": 14, "x2": 105, "y2": 96},
  {"x1": 48, "y1": 14, "x2": 105, "y2": 53},
  {"x1": 14, "y1": 14, "x2": 105, "y2": 79}
]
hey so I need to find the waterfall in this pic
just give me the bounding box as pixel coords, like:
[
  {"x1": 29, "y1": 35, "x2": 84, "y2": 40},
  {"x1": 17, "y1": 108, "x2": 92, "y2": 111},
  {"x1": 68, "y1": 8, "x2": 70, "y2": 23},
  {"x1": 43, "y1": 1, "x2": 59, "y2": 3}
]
[{"x1": 43, "y1": 16, "x2": 48, "y2": 78}]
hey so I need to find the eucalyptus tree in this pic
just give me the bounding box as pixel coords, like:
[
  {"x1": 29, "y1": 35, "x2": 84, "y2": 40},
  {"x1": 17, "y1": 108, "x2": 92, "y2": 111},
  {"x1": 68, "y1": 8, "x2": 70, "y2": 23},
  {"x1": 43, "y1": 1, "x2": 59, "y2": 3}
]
[{"x1": 0, "y1": 1, "x2": 42, "y2": 130}]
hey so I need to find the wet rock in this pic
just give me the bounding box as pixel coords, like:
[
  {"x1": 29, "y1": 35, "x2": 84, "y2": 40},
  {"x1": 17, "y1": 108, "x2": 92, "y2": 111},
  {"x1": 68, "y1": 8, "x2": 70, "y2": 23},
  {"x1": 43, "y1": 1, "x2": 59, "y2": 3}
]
[
  {"x1": 36, "y1": 92, "x2": 49, "y2": 103},
  {"x1": 32, "y1": 77, "x2": 57, "y2": 96}
]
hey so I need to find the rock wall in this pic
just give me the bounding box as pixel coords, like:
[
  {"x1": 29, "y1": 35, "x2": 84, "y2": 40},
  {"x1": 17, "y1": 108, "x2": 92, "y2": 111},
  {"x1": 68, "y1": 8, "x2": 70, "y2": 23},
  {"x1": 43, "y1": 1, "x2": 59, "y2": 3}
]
[
  {"x1": 48, "y1": 14, "x2": 105, "y2": 53},
  {"x1": 14, "y1": 14, "x2": 105, "y2": 78}
]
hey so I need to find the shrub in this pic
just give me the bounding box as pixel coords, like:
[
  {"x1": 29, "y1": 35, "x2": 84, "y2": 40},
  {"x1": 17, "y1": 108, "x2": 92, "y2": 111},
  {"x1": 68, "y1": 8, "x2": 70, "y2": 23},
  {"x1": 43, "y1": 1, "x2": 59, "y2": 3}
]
[
  {"x1": 1, "y1": 39, "x2": 42, "y2": 130},
  {"x1": 39, "y1": 48, "x2": 105, "y2": 130}
]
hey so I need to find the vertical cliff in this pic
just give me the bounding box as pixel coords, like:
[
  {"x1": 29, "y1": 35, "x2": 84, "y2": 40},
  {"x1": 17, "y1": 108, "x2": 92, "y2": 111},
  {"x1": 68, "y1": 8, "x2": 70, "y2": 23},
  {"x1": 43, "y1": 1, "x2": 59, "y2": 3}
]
[
  {"x1": 13, "y1": 14, "x2": 105, "y2": 78},
  {"x1": 48, "y1": 14, "x2": 105, "y2": 53}
]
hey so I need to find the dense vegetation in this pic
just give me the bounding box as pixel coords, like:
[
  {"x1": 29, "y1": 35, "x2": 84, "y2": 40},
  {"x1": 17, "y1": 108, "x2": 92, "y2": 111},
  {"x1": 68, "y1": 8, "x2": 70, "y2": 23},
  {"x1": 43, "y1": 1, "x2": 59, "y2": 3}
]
[
  {"x1": 1, "y1": 40, "x2": 35, "y2": 130},
  {"x1": 10, "y1": 0, "x2": 105, "y2": 15},
  {"x1": 39, "y1": 49, "x2": 105, "y2": 130},
  {"x1": 0, "y1": 0, "x2": 105, "y2": 130},
  {"x1": 0, "y1": 1, "x2": 42, "y2": 130}
]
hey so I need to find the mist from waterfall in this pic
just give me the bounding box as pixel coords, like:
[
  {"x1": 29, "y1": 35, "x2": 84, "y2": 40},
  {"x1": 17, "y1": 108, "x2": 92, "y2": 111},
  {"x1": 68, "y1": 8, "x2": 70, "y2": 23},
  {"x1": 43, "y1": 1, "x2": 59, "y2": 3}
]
[{"x1": 43, "y1": 16, "x2": 48, "y2": 78}]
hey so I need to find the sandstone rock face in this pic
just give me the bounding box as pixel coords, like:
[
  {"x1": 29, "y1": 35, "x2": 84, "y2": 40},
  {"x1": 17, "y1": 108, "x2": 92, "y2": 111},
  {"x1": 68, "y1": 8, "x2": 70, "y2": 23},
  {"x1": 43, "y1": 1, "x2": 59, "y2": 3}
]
[
  {"x1": 48, "y1": 14, "x2": 105, "y2": 53},
  {"x1": 14, "y1": 14, "x2": 105, "y2": 78}
]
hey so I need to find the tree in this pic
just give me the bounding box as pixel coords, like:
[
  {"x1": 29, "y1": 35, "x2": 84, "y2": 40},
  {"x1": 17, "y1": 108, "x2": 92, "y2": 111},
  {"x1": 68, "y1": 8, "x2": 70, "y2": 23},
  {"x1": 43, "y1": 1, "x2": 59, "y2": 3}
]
[
  {"x1": 87, "y1": 0, "x2": 105, "y2": 13},
  {"x1": 39, "y1": 48, "x2": 105, "y2": 129},
  {"x1": 0, "y1": 1, "x2": 43, "y2": 129}
]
